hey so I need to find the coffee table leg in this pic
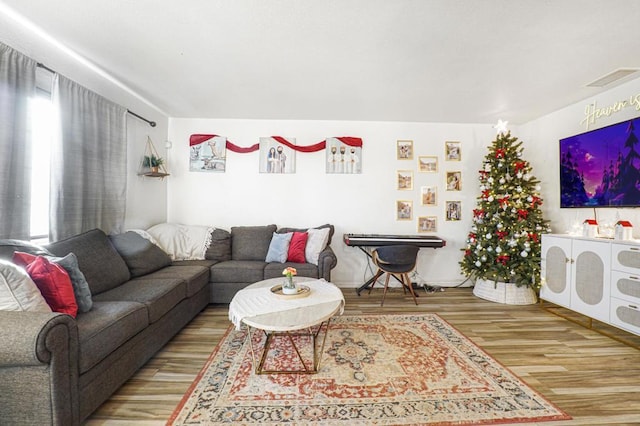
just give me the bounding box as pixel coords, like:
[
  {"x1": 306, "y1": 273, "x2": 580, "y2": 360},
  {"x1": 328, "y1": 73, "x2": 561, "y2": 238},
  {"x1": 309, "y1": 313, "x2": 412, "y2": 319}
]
[{"x1": 246, "y1": 319, "x2": 333, "y2": 375}]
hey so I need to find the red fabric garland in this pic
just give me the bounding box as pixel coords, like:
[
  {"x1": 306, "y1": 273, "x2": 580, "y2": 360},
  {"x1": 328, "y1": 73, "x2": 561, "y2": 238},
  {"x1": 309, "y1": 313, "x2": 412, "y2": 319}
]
[{"x1": 189, "y1": 134, "x2": 362, "y2": 153}]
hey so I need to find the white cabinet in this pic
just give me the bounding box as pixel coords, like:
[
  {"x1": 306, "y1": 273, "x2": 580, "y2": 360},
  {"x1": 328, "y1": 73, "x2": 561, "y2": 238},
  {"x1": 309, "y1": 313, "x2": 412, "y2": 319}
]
[
  {"x1": 541, "y1": 235, "x2": 640, "y2": 338},
  {"x1": 610, "y1": 243, "x2": 640, "y2": 335}
]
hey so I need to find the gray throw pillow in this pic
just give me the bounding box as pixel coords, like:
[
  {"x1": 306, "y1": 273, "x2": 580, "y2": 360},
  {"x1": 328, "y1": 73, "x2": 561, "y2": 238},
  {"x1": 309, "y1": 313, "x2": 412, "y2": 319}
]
[
  {"x1": 47, "y1": 253, "x2": 93, "y2": 313},
  {"x1": 109, "y1": 231, "x2": 172, "y2": 277},
  {"x1": 0, "y1": 239, "x2": 52, "y2": 261}
]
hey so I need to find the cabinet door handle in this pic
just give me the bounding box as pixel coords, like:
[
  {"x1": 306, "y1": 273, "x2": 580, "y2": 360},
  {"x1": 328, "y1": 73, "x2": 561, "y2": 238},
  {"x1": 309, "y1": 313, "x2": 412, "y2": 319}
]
[
  {"x1": 629, "y1": 276, "x2": 639, "y2": 280},
  {"x1": 629, "y1": 305, "x2": 638, "y2": 310},
  {"x1": 630, "y1": 247, "x2": 640, "y2": 251}
]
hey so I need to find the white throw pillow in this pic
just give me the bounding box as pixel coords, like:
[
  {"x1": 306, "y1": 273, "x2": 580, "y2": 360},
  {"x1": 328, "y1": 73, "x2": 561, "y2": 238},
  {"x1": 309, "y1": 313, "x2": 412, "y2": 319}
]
[
  {"x1": 305, "y1": 228, "x2": 331, "y2": 265},
  {"x1": 0, "y1": 260, "x2": 52, "y2": 312}
]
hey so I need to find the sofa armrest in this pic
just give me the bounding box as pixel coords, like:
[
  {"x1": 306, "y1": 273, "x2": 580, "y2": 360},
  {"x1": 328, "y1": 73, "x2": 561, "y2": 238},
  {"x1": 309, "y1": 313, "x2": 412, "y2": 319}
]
[
  {"x1": 0, "y1": 311, "x2": 79, "y2": 425},
  {"x1": 318, "y1": 245, "x2": 338, "y2": 282}
]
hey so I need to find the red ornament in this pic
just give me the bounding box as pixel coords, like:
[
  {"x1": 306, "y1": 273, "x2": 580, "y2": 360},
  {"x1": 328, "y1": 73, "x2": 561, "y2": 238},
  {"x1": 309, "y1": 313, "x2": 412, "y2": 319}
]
[
  {"x1": 530, "y1": 195, "x2": 541, "y2": 207},
  {"x1": 481, "y1": 189, "x2": 490, "y2": 199},
  {"x1": 495, "y1": 148, "x2": 506, "y2": 158},
  {"x1": 528, "y1": 232, "x2": 539, "y2": 243},
  {"x1": 498, "y1": 195, "x2": 510, "y2": 207},
  {"x1": 517, "y1": 209, "x2": 528, "y2": 220},
  {"x1": 496, "y1": 254, "x2": 510, "y2": 265},
  {"x1": 465, "y1": 249, "x2": 472, "y2": 256},
  {"x1": 496, "y1": 230, "x2": 508, "y2": 240},
  {"x1": 473, "y1": 208, "x2": 485, "y2": 218}
]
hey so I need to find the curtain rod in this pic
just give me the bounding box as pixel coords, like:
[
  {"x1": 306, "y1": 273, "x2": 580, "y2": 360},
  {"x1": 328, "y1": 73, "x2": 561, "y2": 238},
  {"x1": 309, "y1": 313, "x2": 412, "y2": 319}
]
[{"x1": 36, "y1": 62, "x2": 157, "y2": 128}]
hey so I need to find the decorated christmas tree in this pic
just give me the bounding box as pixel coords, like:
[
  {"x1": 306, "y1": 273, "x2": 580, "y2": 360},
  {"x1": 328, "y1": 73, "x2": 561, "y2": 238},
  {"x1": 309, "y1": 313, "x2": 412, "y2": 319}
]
[{"x1": 460, "y1": 125, "x2": 550, "y2": 288}]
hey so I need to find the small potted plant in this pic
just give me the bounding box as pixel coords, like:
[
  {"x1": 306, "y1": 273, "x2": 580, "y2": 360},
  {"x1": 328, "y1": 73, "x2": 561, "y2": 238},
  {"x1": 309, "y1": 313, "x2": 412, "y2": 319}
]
[{"x1": 143, "y1": 155, "x2": 164, "y2": 173}]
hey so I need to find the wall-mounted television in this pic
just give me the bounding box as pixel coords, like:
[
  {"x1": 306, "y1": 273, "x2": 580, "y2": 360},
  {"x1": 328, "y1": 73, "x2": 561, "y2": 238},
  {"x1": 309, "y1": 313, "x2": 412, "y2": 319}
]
[{"x1": 560, "y1": 116, "x2": 640, "y2": 208}]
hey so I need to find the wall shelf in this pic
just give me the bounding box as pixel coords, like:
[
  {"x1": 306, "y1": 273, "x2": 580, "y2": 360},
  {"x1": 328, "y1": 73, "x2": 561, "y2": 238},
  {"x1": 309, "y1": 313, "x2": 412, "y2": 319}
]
[{"x1": 138, "y1": 136, "x2": 169, "y2": 178}]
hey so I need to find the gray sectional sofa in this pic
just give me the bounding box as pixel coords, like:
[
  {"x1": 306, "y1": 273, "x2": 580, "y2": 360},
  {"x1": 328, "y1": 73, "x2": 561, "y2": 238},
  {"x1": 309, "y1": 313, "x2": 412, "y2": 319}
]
[{"x1": 0, "y1": 223, "x2": 337, "y2": 424}]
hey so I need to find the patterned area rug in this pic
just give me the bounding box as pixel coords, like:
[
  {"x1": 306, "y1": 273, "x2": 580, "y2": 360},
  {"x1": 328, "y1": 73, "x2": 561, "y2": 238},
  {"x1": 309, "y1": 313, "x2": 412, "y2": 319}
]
[{"x1": 169, "y1": 314, "x2": 570, "y2": 425}]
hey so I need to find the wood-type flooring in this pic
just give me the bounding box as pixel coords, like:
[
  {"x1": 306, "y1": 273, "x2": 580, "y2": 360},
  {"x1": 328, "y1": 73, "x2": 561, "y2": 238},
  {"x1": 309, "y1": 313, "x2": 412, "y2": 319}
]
[{"x1": 86, "y1": 287, "x2": 640, "y2": 425}]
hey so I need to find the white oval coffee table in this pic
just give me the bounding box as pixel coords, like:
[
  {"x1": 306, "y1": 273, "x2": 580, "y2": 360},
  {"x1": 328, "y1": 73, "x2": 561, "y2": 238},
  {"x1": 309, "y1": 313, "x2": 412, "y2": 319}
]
[{"x1": 229, "y1": 277, "x2": 344, "y2": 374}]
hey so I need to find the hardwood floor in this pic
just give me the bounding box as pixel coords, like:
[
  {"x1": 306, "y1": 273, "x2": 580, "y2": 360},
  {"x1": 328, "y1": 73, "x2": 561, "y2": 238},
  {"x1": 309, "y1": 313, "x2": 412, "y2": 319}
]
[{"x1": 86, "y1": 287, "x2": 640, "y2": 425}]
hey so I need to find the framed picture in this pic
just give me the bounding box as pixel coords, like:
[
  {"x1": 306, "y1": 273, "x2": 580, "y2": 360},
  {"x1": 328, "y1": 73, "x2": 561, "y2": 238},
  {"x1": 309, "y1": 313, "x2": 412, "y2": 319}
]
[
  {"x1": 397, "y1": 140, "x2": 413, "y2": 160},
  {"x1": 445, "y1": 141, "x2": 461, "y2": 161},
  {"x1": 420, "y1": 185, "x2": 437, "y2": 206},
  {"x1": 446, "y1": 171, "x2": 462, "y2": 191},
  {"x1": 418, "y1": 156, "x2": 438, "y2": 172},
  {"x1": 396, "y1": 200, "x2": 413, "y2": 220},
  {"x1": 326, "y1": 137, "x2": 362, "y2": 174},
  {"x1": 445, "y1": 201, "x2": 462, "y2": 221},
  {"x1": 397, "y1": 170, "x2": 413, "y2": 190},
  {"x1": 190, "y1": 135, "x2": 226, "y2": 172},
  {"x1": 418, "y1": 216, "x2": 437, "y2": 233},
  {"x1": 259, "y1": 137, "x2": 296, "y2": 173}
]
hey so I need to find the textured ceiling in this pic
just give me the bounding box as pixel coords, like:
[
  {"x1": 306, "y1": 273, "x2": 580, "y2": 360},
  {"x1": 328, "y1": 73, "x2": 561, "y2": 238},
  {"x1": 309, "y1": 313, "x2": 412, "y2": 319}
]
[{"x1": 2, "y1": 0, "x2": 640, "y2": 124}]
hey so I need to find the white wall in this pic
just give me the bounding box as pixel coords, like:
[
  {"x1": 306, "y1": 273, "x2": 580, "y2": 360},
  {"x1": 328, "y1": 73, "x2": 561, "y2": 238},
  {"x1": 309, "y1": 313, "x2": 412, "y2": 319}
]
[
  {"x1": 168, "y1": 118, "x2": 496, "y2": 287},
  {"x1": 0, "y1": 11, "x2": 169, "y2": 232},
  {"x1": 520, "y1": 77, "x2": 640, "y2": 236}
]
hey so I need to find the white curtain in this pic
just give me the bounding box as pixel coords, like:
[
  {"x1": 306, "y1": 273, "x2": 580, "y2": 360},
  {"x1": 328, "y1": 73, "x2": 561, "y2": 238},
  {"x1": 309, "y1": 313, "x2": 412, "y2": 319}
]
[
  {"x1": 50, "y1": 74, "x2": 127, "y2": 240},
  {"x1": 0, "y1": 42, "x2": 37, "y2": 239}
]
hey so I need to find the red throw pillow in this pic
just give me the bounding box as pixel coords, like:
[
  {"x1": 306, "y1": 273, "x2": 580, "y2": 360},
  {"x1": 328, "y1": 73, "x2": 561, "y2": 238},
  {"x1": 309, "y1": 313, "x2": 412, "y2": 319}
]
[
  {"x1": 287, "y1": 232, "x2": 308, "y2": 263},
  {"x1": 12, "y1": 252, "x2": 78, "y2": 318}
]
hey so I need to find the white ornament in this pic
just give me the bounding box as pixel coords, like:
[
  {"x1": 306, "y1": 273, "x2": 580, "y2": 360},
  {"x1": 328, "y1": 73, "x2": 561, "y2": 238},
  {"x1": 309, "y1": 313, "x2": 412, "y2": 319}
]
[
  {"x1": 485, "y1": 164, "x2": 492, "y2": 172},
  {"x1": 521, "y1": 250, "x2": 528, "y2": 257},
  {"x1": 527, "y1": 195, "x2": 533, "y2": 202},
  {"x1": 481, "y1": 255, "x2": 487, "y2": 261},
  {"x1": 516, "y1": 172, "x2": 523, "y2": 179},
  {"x1": 499, "y1": 178, "x2": 505, "y2": 184},
  {"x1": 487, "y1": 177, "x2": 494, "y2": 184},
  {"x1": 497, "y1": 223, "x2": 503, "y2": 229},
  {"x1": 516, "y1": 186, "x2": 522, "y2": 192},
  {"x1": 485, "y1": 233, "x2": 492, "y2": 239},
  {"x1": 496, "y1": 246, "x2": 502, "y2": 253},
  {"x1": 475, "y1": 261, "x2": 482, "y2": 267},
  {"x1": 488, "y1": 196, "x2": 494, "y2": 202},
  {"x1": 535, "y1": 185, "x2": 541, "y2": 191},
  {"x1": 487, "y1": 247, "x2": 493, "y2": 252}
]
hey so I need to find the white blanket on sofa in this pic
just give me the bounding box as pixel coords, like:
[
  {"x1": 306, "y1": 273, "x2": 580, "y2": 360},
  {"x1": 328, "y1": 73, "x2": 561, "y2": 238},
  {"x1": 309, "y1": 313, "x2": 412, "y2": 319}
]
[{"x1": 144, "y1": 223, "x2": 213, "y2": 261}]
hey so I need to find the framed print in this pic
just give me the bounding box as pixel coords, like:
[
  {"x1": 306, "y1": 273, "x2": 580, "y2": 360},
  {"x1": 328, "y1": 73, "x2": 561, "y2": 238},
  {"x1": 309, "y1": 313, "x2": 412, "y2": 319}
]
[
  {"x1": 396, "y1": 200, "x2": 413, "y2": 220},
  {"x1": 326, "y1": 137, "x2": 362, "y2": 174},
  {"x1": 420, "y1": 185, "x2": 437, "y2": 206},
  {"x1": 259, "y1": 137, "x2": 296, "y2": 173},
  {"x1": 446, "y1": 171, "x2": 462, "y2": 191},
  {"x1": 397, "y1": 170, "x2": 413, "y2": 190},
  {"x1": 418, "y1": 156, "x2": 438, "y2": 172},
  {"x1": 445, "y1": 201, "x2": 462, "y2": 221},
  {"x1": 190, "y1": 135, "x2": 226, "y2": 172},
  {"x1": 397, "y1": 140, "x2": 413, "y2": 160},
  {"x1": 418, "y1": 216, "x2": 437, "y2": 233},
  {"x1": 445, "y1": 141, "x2": 461, "y2": 161}
]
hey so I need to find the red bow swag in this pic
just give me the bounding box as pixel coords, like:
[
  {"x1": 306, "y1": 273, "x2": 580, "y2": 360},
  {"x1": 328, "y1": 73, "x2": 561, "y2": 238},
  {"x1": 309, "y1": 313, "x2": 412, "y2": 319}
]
[
  {"x1": 513, "y1": 161, "x2": 526, "y2": 173},
  {"x1": 496, "y1": 254, "x2": 510, "y2": 265},
  {"x1": 495, "y1": 148, "x2": 506, "y2": 159},
  {"x1": 467, "y1": 232, "x2": 477, "y2": 243},
  {"x1": 530, "y1": 196, "x2": 541, "y2": 208},
  {"x1": 528, "y1": 232, "x2": 539, "y2": 243},
  {"x1": 517, "y1": 209, "x2": 529, "y2": 220},
  {"x1": 473, "y1": 209, "x2": 485, "y2": 219},
  {"x1": 481, "y1": 189, "x2": 491, "y2": 199},
  {"x1": 498, "y1": 195, "x2": 510, "y2": 208},
  {"x1": 479, "y1": 170, "x2": 489, "y2": 180},
  {"x1": 496, "y1": 230, "x2": 508, "y2": 240}
]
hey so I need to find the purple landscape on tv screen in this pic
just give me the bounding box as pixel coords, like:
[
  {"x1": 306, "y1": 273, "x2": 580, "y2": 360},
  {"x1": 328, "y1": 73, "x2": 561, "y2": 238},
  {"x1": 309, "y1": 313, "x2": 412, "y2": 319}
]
[{"x1": 560, "y1": 116, "x2": 640, "y2": 208}]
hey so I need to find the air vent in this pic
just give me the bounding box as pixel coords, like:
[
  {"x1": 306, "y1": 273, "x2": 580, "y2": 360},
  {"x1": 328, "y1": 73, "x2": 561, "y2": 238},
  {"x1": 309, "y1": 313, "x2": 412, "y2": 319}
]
[{"x1": 586, "y1": 68, "x2": 640, "y2": 88}]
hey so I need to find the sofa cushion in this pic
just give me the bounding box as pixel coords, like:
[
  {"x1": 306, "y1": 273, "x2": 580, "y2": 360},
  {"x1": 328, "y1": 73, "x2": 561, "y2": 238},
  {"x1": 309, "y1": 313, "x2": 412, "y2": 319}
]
[
  {"x1": 13, "y1": 253, "x2": 78, "y2": 318},
  {"x1": 231, "y1": 225, "x2": 277, "y2": 261},
  {"x1": 13, "y1": 251, "x2": 92, "y2": 313},
  {"x1": 47, "y1": 229, "x2": 131, "y2": 295},
  {"x1": 109, "y1": 231, "x2": 172, "y2": 277},
  {"x1": 287, "y1": 232, "x2": 308, "y2": 263},
  {"x1": 75, "y1": 301, "x2": 149, "y2": 374},
  {"x1": 92, "y1": 278, "x2": 187, "y2": 324},
  {"x1": 265, "y1": 232, "x2": 293, "y2": 263},
  {"x1": 134, "y1": 264, "x2": 209, "y2": 297},
  {"x1": 206, "y1": 228, "x2": 231, "y2": 262},
  {"x1": 210, "y1": 260, "x2": 267, "y2": 283},
  {"x1": 0, "y1": 260, "x2": 52, "y2": 312},
  {"x1": 277, "y1": 224, "x2": 335, "y2": 246},
  {"x1": 264, "y1": 262, "x2": 318, "y2": 280},
  {"x1": 0, "y1": 239, "x2": 52, "y2": 261},
  {"x1": 305, "y1": 227, "x2": 331, "y2": 265}
]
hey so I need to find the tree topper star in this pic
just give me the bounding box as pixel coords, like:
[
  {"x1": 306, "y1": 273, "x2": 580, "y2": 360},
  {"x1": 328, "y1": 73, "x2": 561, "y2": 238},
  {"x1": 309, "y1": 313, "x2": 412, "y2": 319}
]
[{"x1": 494, "y1": 119, "x2": 509, "y2": 135}]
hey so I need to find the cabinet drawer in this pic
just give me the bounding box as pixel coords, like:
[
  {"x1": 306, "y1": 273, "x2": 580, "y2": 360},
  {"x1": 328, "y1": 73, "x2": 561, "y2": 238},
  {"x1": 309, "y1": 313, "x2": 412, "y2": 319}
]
[
  {"x1": 610, "y1": 297, "x2": 640, "y2": 336},
  {"x1": 612, "y1": 243, "x2": 640, "y2": 274},
  {"x1": 611, "y1": 271, "x2": 640, "y2": 304}
]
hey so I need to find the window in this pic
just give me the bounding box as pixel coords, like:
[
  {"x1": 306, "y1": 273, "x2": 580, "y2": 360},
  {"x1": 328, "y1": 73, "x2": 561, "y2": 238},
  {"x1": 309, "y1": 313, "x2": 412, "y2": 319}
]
[{"x1": 29, "y1": 68, "x2": 54, "y2": 241}]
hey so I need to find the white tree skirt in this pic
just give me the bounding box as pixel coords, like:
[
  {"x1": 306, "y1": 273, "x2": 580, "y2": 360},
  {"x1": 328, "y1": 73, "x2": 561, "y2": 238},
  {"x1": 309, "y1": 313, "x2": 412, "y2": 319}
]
[{"x1": 473, "y1": 278, "x2": 537, "y2": 305}]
